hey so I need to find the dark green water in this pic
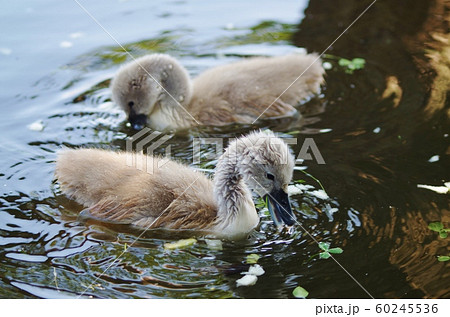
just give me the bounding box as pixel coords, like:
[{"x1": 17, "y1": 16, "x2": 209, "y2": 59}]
[{"x1": 0, "y1": 0, "x2": 448, "y2": 298}]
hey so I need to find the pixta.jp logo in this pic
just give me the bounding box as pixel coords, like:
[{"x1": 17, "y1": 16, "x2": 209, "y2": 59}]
[{"x1": 126, "y1": 128, "x2": 325, "y2": 174}]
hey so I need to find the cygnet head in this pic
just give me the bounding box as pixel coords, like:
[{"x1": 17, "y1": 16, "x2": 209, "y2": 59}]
[
  {"x1": 216, "y1": 130, "x2": 296, "y2": 226},
  {"x1": 110, "y1": 54, "x2": 192, "y2": 130}
]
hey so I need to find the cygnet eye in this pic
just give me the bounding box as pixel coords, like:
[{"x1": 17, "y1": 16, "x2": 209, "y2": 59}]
[
  {"x1": 266, "y1": 173, "x2": 275, "y2": 181},
  {"x1": 128, "y1": 101, "x2": 134, "y2": 108}
]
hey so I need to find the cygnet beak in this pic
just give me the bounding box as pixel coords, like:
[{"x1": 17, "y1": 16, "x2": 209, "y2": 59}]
[
  {"x1": 129, "y1": 113, "x2": 147, "y2": 130},
  {"x1": 265, "y1": 188, "x2": 296, "y2": 226}
]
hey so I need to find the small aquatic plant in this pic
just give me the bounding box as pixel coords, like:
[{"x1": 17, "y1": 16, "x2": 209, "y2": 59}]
[
  {"x1": 427, "y1": 222, "x2": 449, "y2": 262},
  {"x1": 292, "y1": 285, "x2": 309, "y2": 298},
  {"x1": 322, "y1": 54, "x2": 366, "y2": 74},
  {"x1": 428, "y1": 222, "x2": 449, "y2": 239},
  {"x1": 338, "y1": 57, "x2": 365, "y2": 74},
  {"x1": 437, "y1": 255, "x2": 450, "y2": 262},
  {"x1": 307, "y1": 242, "x2": 344, "y2": 262},
  {"x1": 164, "y1": 238, "x2": 197, "y2": 250},
  {"x1": 246, "y1": 253, "x2": 260, "y2": 264}
]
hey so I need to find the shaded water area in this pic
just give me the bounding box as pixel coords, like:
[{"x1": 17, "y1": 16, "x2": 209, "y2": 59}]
[{"x1": 0, "y1": 0, "x2": 448, "y2": 298}]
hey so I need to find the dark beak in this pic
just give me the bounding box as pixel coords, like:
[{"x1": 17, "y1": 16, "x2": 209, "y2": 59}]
[
  {"x1": 265, "y1": 188, "x2": 295, "y2": 226},
  {"x1": 129, "y1": 112, "x2": 147, "y2": 130}
]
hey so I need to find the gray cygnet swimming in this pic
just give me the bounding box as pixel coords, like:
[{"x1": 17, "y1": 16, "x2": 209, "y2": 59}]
[
  {"x1": 55, "y1": 131, "x2": 296, "y2": 240},
  {"x1": 111, "y1": 53, "x2": 325, "y2": 130}
]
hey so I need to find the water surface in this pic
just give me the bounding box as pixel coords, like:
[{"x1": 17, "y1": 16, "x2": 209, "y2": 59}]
[{"x1": 0, "y1": 0, "x2": 448, "y2": 298}]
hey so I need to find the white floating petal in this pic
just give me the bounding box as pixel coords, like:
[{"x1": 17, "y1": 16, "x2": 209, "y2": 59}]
[
  {"x1": 0, "y1": 48, "x2": 12, "y2": 55},
  {"x1": 60, "y1": 41, "x2": 73, "y2": 48},
  {"x1": 236, "y1": 274, "x2": 258, "y2": 287},
  {"x1": 322, "y1": 62, "x2": 332, "y2": 70},
  {"x1": 417, "y1": 184, "x2": 449, "y2": 194},
  {"x1": 27, "y1": 120, "x2": 45, "y2": 132},
  {"x1": 69, "y1": 32, "x2": 84, "y2": 39},
  {"x1": 205, "y1": 239, "x2": 223, "y2": 250},
  {"x1": 428, "y1": 155, "x2": 439, "y2": 163},
  {"x1": 292, "y1": 183, "x2": 314, "y2": 191},
  {"x1": 288, "y1": 184, "x2": 303, "y2": 196},
  {"x1": 310, "y1": 189, "x2": 329, "y2": 200},
  {"x1": 242, "y1": 264, "x2": 265, "y2": 276}
]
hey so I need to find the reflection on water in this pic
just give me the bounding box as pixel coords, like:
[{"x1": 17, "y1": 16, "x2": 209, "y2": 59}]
[
  {"x1": 0, "y1": 0, "x2": 448, "y2": 298},
  {"x1": 294, "y1": 0, "x2": 449, "y2": 298}
]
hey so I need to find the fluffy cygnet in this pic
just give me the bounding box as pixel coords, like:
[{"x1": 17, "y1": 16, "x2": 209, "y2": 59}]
[
  {"x1": 111, "y1": 53, "x2": 324, "y2": 130},
  {"x1": 55, "y1": 131, "x2": 296, "y2": 240}
]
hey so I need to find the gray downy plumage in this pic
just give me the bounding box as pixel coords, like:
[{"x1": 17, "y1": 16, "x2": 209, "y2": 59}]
[
  {"x1": 110, "y1": 53, "x2": 325, "y2": 131},
  {"x1": 55, "y1": 130, "x2": 296, "y2": 240}
]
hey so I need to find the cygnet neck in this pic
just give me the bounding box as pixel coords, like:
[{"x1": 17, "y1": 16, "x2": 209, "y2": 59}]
[
  {"x1": 213, "y1": 150, "x2": 259, "y2": 238},
  {"x1": 147, "y1": 55, "x2": 197, "y2": 130},
  {"x1": 149, "y1": 99, "x2": 196, "y2": 131}
]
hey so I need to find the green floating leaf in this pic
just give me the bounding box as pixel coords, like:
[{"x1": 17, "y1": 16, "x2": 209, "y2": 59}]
[
  {"x1": 439, "y1": 231, "x2": 448, "y2": 239},
  {"x1": 338, "y1": 58, "x2": 351, "y2": 67},
  {"x1": 338, "y1": 57, "x2": 365, "y2": 74},
  {"x1": 246, "y1": 253, "x2": 260, "y2": 264},
  {"x1": 318, "y1": 242, "x2": 330, "y2": 251},
  {"x1": 328, "y1": 247, "x2": 344, "y2": 254},
  {"x1": 428, "y1": 222, "x2": 444, "y2": 232},
  {"x1": 319, "y1": 252, "x2": 331, "y2": 259},
  {"x1": 164, "y1": 238, "x2": 197, "y2": 250},
  {"x1": 437, "y1": 256, "x2": 450, "y2": 262},
  {"x1": 293, "y1": 286, "x2": 309, "y2": 298},
  {"x1": 351, "y1": 58, "x2": 366, "y2": 69}
]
